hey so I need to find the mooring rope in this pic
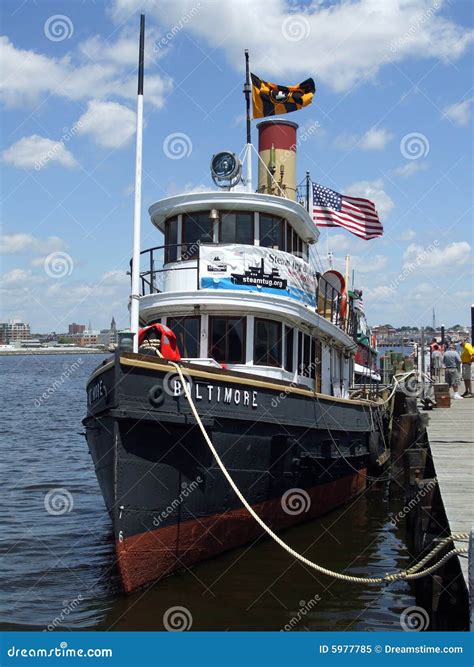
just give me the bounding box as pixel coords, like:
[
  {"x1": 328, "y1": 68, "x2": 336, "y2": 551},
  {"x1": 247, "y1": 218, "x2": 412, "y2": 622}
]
[{"x1": 171, "y1": 362, "x2": 468, "y2": 585}]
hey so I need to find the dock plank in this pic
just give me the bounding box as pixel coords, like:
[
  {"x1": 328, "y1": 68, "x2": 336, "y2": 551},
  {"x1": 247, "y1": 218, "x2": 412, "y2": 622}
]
[{"x1": 426, "y1": 399, "x2": 474, "y2": 587}]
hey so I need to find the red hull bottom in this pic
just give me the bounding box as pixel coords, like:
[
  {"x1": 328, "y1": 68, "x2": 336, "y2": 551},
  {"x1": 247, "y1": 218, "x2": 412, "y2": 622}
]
[{"x1": 116, "y1": 470, "x2": 367, "y2": 593}]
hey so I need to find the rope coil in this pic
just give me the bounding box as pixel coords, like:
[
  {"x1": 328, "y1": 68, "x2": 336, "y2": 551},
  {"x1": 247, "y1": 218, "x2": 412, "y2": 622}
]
[{"x1": 171, "y1": 363, "x2": 467, "y2": 585}]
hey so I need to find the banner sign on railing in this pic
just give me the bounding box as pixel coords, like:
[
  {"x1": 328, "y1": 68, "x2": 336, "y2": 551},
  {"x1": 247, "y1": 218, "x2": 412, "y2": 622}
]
[{"x1": 199, "y1": 244, "x2": 318, "y2": 306}]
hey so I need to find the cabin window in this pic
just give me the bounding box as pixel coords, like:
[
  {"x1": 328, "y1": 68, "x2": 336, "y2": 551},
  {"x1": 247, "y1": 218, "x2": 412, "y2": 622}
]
[
  {"x1": 209, "y1": 316, "x2": 246, "y2": 364},
  {"x1": 164, "y1": 216, "x2": 178, "y2": 263},
  {"x1": 259, "y1": 214, "x2": 283, "y2": 249},
  {"x1": 254, "y1": 318, "x2": 282, "y2": 368},
  {"x1": 167, "y1": 316, "x2": 200, "y2": 358},
  {"x1": 220, "y1": 212, "x2": 254, "y2": 245},
  {"x1": 284, "y1": 326, "x2": 294, "y2": 372},
  {"x1": 313, "y1": 338, "x2": 322, "y2": 392},
  {"x1": 298, "y1": 331, "x2": 312, "y2": 377},
  {"x1": 182, "y1": 213, "x2": 214, "y2": 259}
]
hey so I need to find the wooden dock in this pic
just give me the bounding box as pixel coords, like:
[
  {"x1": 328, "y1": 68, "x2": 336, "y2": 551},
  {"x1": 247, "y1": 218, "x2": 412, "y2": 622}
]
[{"x1": 426, "y1": 398, "x2": 474, "y2": 587}]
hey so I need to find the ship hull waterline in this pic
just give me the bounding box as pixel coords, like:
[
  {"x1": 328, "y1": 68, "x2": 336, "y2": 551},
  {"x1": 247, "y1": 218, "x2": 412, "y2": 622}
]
[{"x1": 83, "y1": 353, "x2": 380, "y2": 593}]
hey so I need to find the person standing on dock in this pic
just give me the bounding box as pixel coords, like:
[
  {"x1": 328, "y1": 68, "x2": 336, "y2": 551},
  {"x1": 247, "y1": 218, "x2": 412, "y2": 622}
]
[
  {"x1": 431, "y1": 344, "x2": 442, "y2": 383},
  {"x1": 443, "y1": 344, "x2": 463, "y2": 399},
  {"x1": 460, "y1": 338, "x2": 474, "y2": 397}
]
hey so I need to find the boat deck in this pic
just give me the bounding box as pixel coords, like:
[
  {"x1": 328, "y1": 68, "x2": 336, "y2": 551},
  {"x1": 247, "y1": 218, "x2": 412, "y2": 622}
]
[{"x1": 426, "y1": 397, "x2": 474, "y2": 587}]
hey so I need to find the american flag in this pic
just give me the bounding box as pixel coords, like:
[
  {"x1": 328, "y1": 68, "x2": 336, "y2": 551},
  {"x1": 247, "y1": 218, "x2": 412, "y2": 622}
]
[{"x1": 312, "y1": 182, "x2": 383, "y2": 240}]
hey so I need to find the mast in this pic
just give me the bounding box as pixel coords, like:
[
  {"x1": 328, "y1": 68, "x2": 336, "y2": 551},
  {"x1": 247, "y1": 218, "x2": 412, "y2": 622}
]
[
  {"x1": 305, "y1": 171, "x2": 311, "y2": 213},
  {"x1": 243, "y1": 49, "x2": 252, "y2": 192},
  {"x1": 130, "y1": 14, "x2": 145, "y2": 352}
]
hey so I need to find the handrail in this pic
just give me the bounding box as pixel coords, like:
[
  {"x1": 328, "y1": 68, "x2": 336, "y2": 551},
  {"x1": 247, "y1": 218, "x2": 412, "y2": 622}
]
[{"x1": 131, "y1": 245, "x2": 357, "y2": 338}]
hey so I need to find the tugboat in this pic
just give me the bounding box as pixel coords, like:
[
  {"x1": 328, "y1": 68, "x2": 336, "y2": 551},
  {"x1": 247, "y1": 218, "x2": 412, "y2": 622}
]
[{"x1": 83, "y1": 19, "x2": 384, "y2": 593}]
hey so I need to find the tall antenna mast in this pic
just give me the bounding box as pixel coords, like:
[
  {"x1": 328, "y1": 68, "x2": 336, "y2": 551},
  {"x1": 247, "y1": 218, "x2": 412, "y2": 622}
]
[
  {"x1": 243, "y1": 50, "x2": 252, "y2": 192},
  {"x1": 130, "y1": 14, "x2": 145, "y2": 352}
]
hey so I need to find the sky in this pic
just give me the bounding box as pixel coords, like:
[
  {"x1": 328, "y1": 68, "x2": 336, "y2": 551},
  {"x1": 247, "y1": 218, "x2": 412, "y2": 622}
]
[{"x1": 1, "y1": 0, "x2": 473, "y2": 333}]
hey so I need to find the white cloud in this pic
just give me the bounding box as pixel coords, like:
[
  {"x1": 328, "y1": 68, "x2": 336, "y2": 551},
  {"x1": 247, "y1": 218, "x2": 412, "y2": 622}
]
[
  {"x1": 344, "y1": 178, "x2": 394, "y2": 219},
  {"x1": 364, "y1": 285, "x2": 396, "y2": 301},
  {"x1": 100, "y1": 270, "x2": 128, "y2": 286},
  {"x1": 442, "y1": 97, "x2": 474, "y2": 127},
  {"x1": 333, "y1": 132, "x2": 359, "y2": 151},
  {"x1": 334, "y1": 127, "x2": 392, "y2": 151},
  {"x1": 403, "y1": 241, "x2": 471, "y2": 270},
  {"x1": 167, "y1": 182, "x2": 214, "y2": 196},
  {"x1": 0, "y1": 233, "x2": 35, "y2": 254},
  {"x1": 0, "y1": 233, "x2": 67, "y2": 254},
  {"x1": 0, "y1": 268, "x2": 32, "y2": 288},
  {"x1": 359, "y1": 127, "x2": 392, "y2": 150},
  {"x1": 398, "y1": 229, "x2": 416, "y2": 241},
  {"x1": 0, "y1": 35, "x2": 172, "y2": 109},
  {"x1": 355, "y1": 254, "x2": 388, "y2": 273},
  {"x1": 332, "y1": 252, "x2": 388, "y2": 275},
  {"x1": 1, "y1": 135, "x2": 77, "y2": 170},
  {"x1": 77, "y1": 101, "x2": 136, "y2": 149},
  {"x1": 321, "y1": 233, "x2": 352, "y2": 252},
  {"x1": 394, "y1": 161, "x2": 429, "y2": 177},
  {"x1": 111, "y1": 0, "x2": 473, "y2": 93}
]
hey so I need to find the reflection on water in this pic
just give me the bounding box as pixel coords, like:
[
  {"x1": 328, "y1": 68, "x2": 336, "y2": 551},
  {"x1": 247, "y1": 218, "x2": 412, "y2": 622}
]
[{"x1": 0, "y1": 354, "x2": 414, "y2": 632}]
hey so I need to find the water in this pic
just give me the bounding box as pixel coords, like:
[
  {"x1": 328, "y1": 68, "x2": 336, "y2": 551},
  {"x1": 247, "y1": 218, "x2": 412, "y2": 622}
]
[{"x1": 0, "y1": 354, "x2": 415, "y2": 632}]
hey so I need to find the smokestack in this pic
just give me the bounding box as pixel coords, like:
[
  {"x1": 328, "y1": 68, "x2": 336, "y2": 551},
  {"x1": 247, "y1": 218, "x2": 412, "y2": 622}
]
[{"x1": 257, "y1": 120, "x2": 298, "y2": 200}]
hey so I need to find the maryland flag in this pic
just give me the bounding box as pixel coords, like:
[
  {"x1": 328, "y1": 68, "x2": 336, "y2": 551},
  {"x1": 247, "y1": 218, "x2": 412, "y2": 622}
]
[{"x1": 251, "y1": 73, "x2": 315, "y2": 119}]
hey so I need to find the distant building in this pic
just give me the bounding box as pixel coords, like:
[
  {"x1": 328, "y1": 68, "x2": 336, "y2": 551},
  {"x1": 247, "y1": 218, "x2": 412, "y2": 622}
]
[
  {"x1": 97, "y1": 316, "x2": 118, "y2": 348},
  {"x1": 78, "y1": 331, "x2": 99, "y2": 346},
  {"x1": 372, "y1": 324, "x2": 396, "y2": 338},
  {"x1": 68, "y1": 323, "x2": 86, "y2": 335},
  {"x1": 0, "y1": 319, "x2": 31, "y2": 344}
]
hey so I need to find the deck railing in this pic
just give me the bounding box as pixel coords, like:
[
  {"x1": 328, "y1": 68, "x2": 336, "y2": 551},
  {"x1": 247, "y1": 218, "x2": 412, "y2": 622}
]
[
  {"x1": 129, "y1": 244, "x2": 199, "y2": 295},
  {"x1": 132, "y1": 246, "x2": 357, "y2": 338}
]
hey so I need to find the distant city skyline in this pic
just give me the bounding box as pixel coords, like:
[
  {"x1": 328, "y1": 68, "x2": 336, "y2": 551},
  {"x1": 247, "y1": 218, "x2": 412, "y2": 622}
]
[{"x1": 1, "y1": 0, "x2": 472, "y2": 330}]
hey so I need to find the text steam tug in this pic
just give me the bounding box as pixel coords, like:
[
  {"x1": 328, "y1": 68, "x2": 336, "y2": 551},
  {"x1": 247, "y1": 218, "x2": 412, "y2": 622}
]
[{"x1": 83, "y1": 25, "x2": 384, "y2": 593}]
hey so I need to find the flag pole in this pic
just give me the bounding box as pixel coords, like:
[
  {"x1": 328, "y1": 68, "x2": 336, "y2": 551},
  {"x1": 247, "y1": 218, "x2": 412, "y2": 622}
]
[
  {"x1": 243, "y1": 49, "x2": 252, "y2": 192},
  {"x1": 305, "y1": 171, "x2": 311, "y2": 213},
  {"x1": 130, "y1": 13, "x2": 145, "y2": 353}
]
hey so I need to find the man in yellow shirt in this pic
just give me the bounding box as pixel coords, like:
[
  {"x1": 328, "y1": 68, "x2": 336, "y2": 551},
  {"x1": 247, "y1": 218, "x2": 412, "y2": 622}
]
[{"x1": 460, "y1": 339, "x2": 474, "y2": 397}]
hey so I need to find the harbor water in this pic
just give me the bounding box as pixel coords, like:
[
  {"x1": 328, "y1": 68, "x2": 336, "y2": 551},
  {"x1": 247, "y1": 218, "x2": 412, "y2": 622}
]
[{"x1": 0, "y1": 354, "x2": 416, "y2": 632}]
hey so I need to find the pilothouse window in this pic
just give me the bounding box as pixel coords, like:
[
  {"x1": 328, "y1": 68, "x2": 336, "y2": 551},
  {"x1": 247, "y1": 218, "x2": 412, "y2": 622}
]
[
  {"x1": 259, "y1": 214, "x2": 283, "y2": 249},
  {"x1": 182, "y1": 213, "x2": 214, "y2": 259},
  {"x1": 209, "y1": 317, "x2": 246, "y2": 364},
  {"x1": 220, "y1": 212, "x2": 254, "y2": 245},
  {"x1": 164, "y1": 216, "x2": 178, "y2": 263}
]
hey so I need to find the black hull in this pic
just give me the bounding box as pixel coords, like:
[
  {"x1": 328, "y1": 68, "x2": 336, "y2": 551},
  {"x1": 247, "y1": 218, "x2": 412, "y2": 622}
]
[{"x1": 83, "y1": 353, "x2": 381, "y2": 592}]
